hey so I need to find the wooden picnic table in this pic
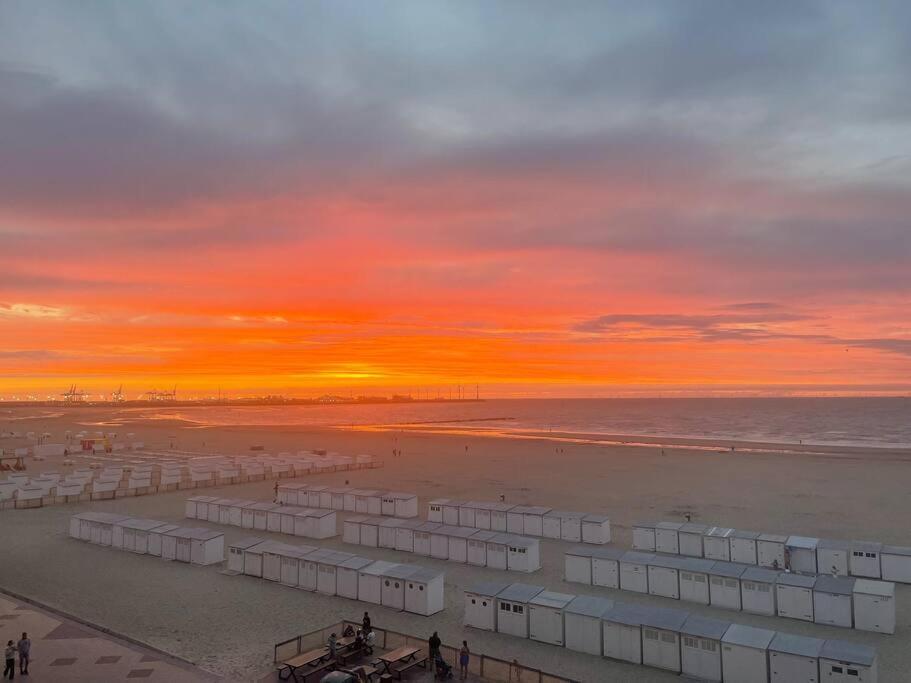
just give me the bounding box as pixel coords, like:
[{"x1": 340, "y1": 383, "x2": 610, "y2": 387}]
[
  {"x1": 277, "y1": 647, "x2": 331, "y2": 681},
  {"x1": 375, "y1": 646, "x2": 426, "y2": 678}
]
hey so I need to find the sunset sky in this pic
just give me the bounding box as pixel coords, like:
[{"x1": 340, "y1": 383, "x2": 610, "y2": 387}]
[{"x1": 1, "y1": 2, "x2": 910, "y2": 398}]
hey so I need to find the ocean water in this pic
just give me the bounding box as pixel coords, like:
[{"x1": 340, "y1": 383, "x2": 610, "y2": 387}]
[{"x1": 140, "y1": 397, "x2": 911, "y2": 449}]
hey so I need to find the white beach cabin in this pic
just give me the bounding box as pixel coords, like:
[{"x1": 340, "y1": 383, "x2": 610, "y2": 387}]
[
  {"x1": 852, "y1": 579, "x2": 895, "y2": 634},
  {"x1": 818, "y1": 538, "x2": 851, "y2": 576},
  {"x1": 680, "y1": 615, "x2": 729, "y2": 683},
  {"x1": 740, "y1": 566, "x2": 780, "y2": 616},
  {"x1": 708, "y1": 561, "x2": 746, "y2": 611},
  {"x1": 120, "y1": 519, "x2": 169, "y2": 554},
  {"x1": 337, "y1": 556, "x2": 373, "y2": 600},
  {"x1": 303, "y1": 509, "x2": 337, "y2": 539},
  {"x1": 430, "y1": 526, "x2": 454, "y2": 560},
  {"x1": 355, "y1": 490, "x2": 383, "y2": 516},
  {"x1": 318, "y1": 551, "x2": 356, "y2": 595},
  {"x1": 603, "y1": 603, "x2": 650, "y2": 665},
  {"x1": 442, "y1": 500, "x2": 464, "y2": 526},
  {"x1": 485, "y1": 534, "x2": 511, "y2": 570},
  {"x1": 850, "y1": 541, "x2": 883, "y2": 579},
  {"x1": 507, "y1": 536, "x2": 541, "y2": 573},
  {"x1": 378, "y1": 518, "x2": 402, "y2": 549},
  {"x1": 307, "y1": 485, "x2": 328, "y2": 509},
  {"x1": 648, "y1": 556, "x2": 685, "y2": 600},
  {"x1": 786, "y1": 536, "x2": 819, "y2": 574},
  {"x1": 564, "y1": 546, "x2": 594, "y2": 585},
  {"x1": 632, "y1": 521, "x2": 658, "y2": 551},
  {"x1": 541, "y1": 510, "x2": 565, "y2": 539},
  {"x1": 506, "y1": 506, "x2": 530, "y2": 534},
  {"x1": 679, "y1": 523, "x2": 708, "y2": 557},
  {"x1": 148, "y1": 524, "x2": 179, "y2": 557},
  {"x1": 721, "y1": 624, "x2": 775, "y2": 683},
  {"x1": 528, "y1": 591, "x2": 574, "y2": 646},
  {"x1": 427, "y1": 498, "x2": 449, "y2": 523},
  {"x1": 640, "y1": 606, "x2": 688, "y2": 674},
  {"x1": 489, "y1": 503, "x2": 514, "y2": 532},
  {"x1": 467, "y1": 530, "x2": 498, "y2": 566},
  {"x1": 819, "y1": 639, "x2": 878, "y2": 683},
  {"x1": 358, "y1": 518, "x2": 380, "y2": 548},
  {"x1": 395, "y1": 519, "x2": 425, "y2": 553},
  {"x1": 776, "y1": 573, "x2": 816, "y2": 622},
  {"x1": 703, "y1": 527, "x2": 734, "y2": 562},
  {"x1": 357, "y1": 560, "x2": 399, "y2": 605},
  {"x1": 447, "y1": 527, "x2": 478, "y2": 563},
  {"x1": 880, "y1": 544, "x2": 911, "y2": 583},
  {"x1": 679, "y1": 558, "x2": 715, "y2": 605},
  {"x1": 592, "y1": 547, "x2": 627, "y2": 589},
  {"x1": 390, "y1": 492, "x2": 418, "y2": 518},
  {"x1": 813, "y1": 575, "x2": 855, "y2": 628},
  {"x1": 299, "y1": 549, "x2": 334, "y2": 591},
  {"x1": 343, "y1": 516, "x2": 367, "y2": 545},
  {"x1": 404, "y1": 568, "x2": 444, "y2": 616},
  {"x1": 757, "y1": 533, "x2": 788, "y2": 568},
  {"x1": 619, "y1": 551, "x2": 655, "y2": 594},
  {"x1": 564, "y1": 595, "x2": 613, "y2": 656},
  {"x1": 522, "y1": 506, "x2": 552, "y2": 537},
  {"x1": 496, "y1": 583, "x2": 545, "y2": 638},
  {"x1": 769, "y1": 633, "x2": 824, "y2": 683},
  {"x1": 655, "y1": 522, "x2": 683, "y2": 554},
  {"x1": 459, "y1": 501, "x2": 483, "y2": 528},
  {"x1": 472, "y1": 502, "x2": 496, "y2": 530},
  {"x1": 263, "y1": 542, "x2": 302, "y2": 582},
  {"x1": 413, "y1": 522, "x2": 440, "y2": 556},
  {"x1": 730, "y1": 530, "x2": 760, "y2": 565},
  {"x1": 380, "y1": 564, "x2": 420, "y2": 611},
  {"x1": 464, "y1": 582, "x2": 511, "y2": 632},
  {"x1": 187, "y1": 529, "x2": 223, "y2": 566},
  {"x1": 581, "y1": 514, "x2": 611, "y2": 544}
]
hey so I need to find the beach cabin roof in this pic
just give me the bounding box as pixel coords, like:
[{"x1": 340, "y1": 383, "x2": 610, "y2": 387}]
[
  {"x1": 786, "y1": 535, "x2": 819, "y2": 550},
  {"x1": 814, "y1": 575, "x2": 855, "y2": 595},
  {"x1": 360, "y1": 560, "x2": 399, "y2": 577},
  {"x1": 462, "y1": 501, "x2": 489, "y2": 510},
  {"x1": 322, "y1": 551, "x2": 357, "y2": 567},
  {"x1": 820, "y1": 639, "x2": 876, "y2": 667},
  {"x1": 650, "y1": 555, "x2": 688, "y2": 570},
  {"x1": 634, "y1": 521, "x2": 659, "y2": 530},
  {"x1": 705, "y1": 527, "x2": 734, "y2": 538},
  {"x1": 529, "y1": 591, "x2": 574, "y2": 610},
  {"x1": 187, "y1": 528, "x2": 222, "y2": 541},
  {"x1": 304, "y1": 549, "x2": 336, "y2": 564},
  {"x1": 345, "y1": 515, "x2": 370, "y2": 525},
  {"x1": 498, "y1": 583, "x2": 545, "y2": 603},
  {"x1": 487, "y1": 533, "x2": 513, "y2": 545},
  {"x1": 470, "y1": 530, "x2": 500, "y2": 542},
  {"x1": 328, "y1": 486, "x2": 351, "y2": 494},
  {"x1": 769, "y1": 633, "x2": 824, "y2": 658},
  {"x1": 758, "y1": 533, "x2": 788, "y2": 543},
  {"x1": 449, "y1": 527, "x2": 480, "y2": 539},
  {"x1": 340, "y1": 556, "x2": 374, "y2": 572},
  {"x1": 640, "y1": 605, "x2": 689, "y2": 631},
  {"x1": 76, "y1": 512, "x2": 132, "y2": 523},
  {"x1": 397, "y1": 519, "x2": 425, "y2": 531},
  {"x1": 721, "y1": 624, "x2": 775, "y2": 650},
  {"x1": 507, "y1": 505, "x2": 536, "y2": 514},
  {"x1": 566, "y1": 546, "x2": 596, "y2": 559},
  {"x1": 604, "y1": 603, "x2": 653, "y2": 627},
  {"x1": 851, "y1": 540, "x2": 883, "y2": 553},
  {"x1": 680, "y1": 523, "x2": 709, "y2": 534},
  {"x1": 777, "y1": 573, "x2": 817, "y2": 589},
  {"x1": 709, "y1": 561, "x2": 748, "y2": 578},
  {"x1": 355, "y1": 489, "x2": 382, "y2": 497},
  {"x1": 656, "y1": 521, "x2": 683, "y2": 531},
  {"x1": 249, "y1": 502, "x2": 280, "y2": 512},
  {"x1": 591, "y1": 547, "x2": 627, "y2": 562},
  {"x1": 416, "y1": 522, "x2": 442, "y2": 533},
  {"x1": 583, "y1": 513, "x2": 610, "y2": 523},
  {"x1": 150, "y1": 524, "x2": 180, "y2": 536},
  {"x1": 818, "y1": 538, "x2": 851, "y2": 551},
  {"x1": 741, "y1": 566, "x2": 780, "y2": 583},
  {"x1": 678, "y1": 557, "x2": 717, "y2": 573},
  {"x1": 882, "y1": 544, "x2": 911, "y2": 556},
  {"x1": 565, "y1": 595, "x2": 614, "y2": 619},
  {"x1": 120, "y1": 518, "x2": 168, "y2": 532},
  {"x1": 519, "y1": 505, "x2": 553, "y2": 515},
  {"x1": 468, "y1": 581, "x2": 512, "y2": 598},
  {"x1": 383, "y1": 564, "x2": 421, "y2": 581},
  {"x1": 488, "y1": 502, "x2": 516, "y2": 512},
  {"x1": 444, "y1": 499, "x2": 467, "y2": 507},
  {"x1": 388, "y1": 491, "x2": 417, "y2": 500},
  {"x1": 550, "y1": 510, "x2": 586, "y2": 520},
  {"x1": 621, "y1": 551, "x2": 656, "y2": 565},
  {"x1": 306, "y1": 509, "x2": 335, "y2": 519},
  {"x1": 731, "y1": 529, "x2": 760, "y2": 540},
  {"x1": 408, "y1": 567, "x2": 444, "y2": 583},
  {"x1": 853, "y1": 579, "x2": 894, "y2": 597},
  {"x1": 435, "y1": 525, "x2": 461, "y2": 536},
  {"x1": 507, "y1": 536, "x2": 539, "y2": 549},
  {"x1": 307, "y1": 485, "x2": 329, "y2": 492},
  {"x1": 680, "y1": 615, "x2": 730, "y2": 640}
]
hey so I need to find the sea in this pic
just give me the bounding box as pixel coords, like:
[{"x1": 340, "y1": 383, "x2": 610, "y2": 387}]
[{"x1": 137, "y1": 397, "x2": 911, "y2": 450}]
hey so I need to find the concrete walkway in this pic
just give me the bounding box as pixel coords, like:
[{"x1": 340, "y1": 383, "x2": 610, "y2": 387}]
[{"x1": 0, "y1": 591, "x2": 216, "y2": 681}]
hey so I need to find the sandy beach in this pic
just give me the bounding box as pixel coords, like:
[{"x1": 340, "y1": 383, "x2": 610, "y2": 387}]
[{"x1": 1, "y1": 407, "x2": 908, "y2": 681}]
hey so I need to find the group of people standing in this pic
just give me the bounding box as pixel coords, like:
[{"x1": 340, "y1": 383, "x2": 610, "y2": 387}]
[
  {"x1": 428, "y1": 631, "x2": 471, "y2": 680},
  {"x1": 3, "y1": 633, "x2": 29, "y2": 680}
]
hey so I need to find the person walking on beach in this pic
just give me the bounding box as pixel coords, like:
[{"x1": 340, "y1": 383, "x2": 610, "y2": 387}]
[
  {"x1": 4, "y1": 641, "x2": 16, "y2": 680},
  {"x1": 15, "y1": 634, "x2": 28, "y2": 676},
  {"x1": 327, "y1": 633, "x2": 338, "y2": 660},
  {"x1": 362, "y1": 612, "x2": 371, "y2": 634},
  {"x1": 459, "y1": 641, "x2": 470, "y2": 680},
  {"x1": 428, "y1": 631, "x2": 441, "y2": 661}
]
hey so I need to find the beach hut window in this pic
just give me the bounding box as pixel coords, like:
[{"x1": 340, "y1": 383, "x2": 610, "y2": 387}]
[
  {"x1": 684, "y1": 636, "x2": 698, "y2": 648},
  {"x1": 848, "y1": 670, "x2": 858, "y2": 676},
  {"x1": 500, "y1": 603, "x2": 510, "y2": 612},
  {"x1": 385, "y1": 580, "x2": 390, "y2": 586},
  {"x1": 661, "y1": 633, "x2": 676, "y2": 644},
  {"x1": 866, "y1": 552, "x2": 876, "y2": 558},
  {"x1": 695, "y1": 575, "x2": 706, "y2": 583},
  {"x1": 681, "y1": 572, "x2": 692, "y2": 581},
  {"x1": 832, "y1": 667, "x2": 843, "y2": 673},
  {"x1": 759, "y1": 584, "x2": 770, "y2": 592},
  {"x1": 711, "y1": 577, "x2": 723, "y2": 586},
  {"x1": 482, "y1": 600, "x2": 487, "y2": 606},
  {"x1": 513, "y1": 605, "x2": 523, "y2": 614},
  {"x1": 644, "y1": 629, "x2": 659, "y2": 641},
  {"x1": 743, "y1": 581, "x2": 754, "y2": 590},
  {"x1": 725, "y1": 579, "x2": 737, "y2": 588},
  {"x1": 701, "y1": 640, "x2": 717, "y2": 652}
]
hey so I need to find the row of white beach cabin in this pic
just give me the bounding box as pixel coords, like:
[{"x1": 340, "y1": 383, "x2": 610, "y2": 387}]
[
  {"x1": 69, "y1": 513, "x2": 223, "y2": 565},
  {"x1": 185, "y1": 496, "x2": 337, "y2": 539},
  {"x1": 277, "y1": 483, "x2": 418, "y2": 518},
  {"x1": 632, "y1": 521, "x2": 911, "y2": 583},
  {"x1": 564, "y1": 548, "x2": 895, "y2": 634},
  {"x1": 464, "y1": 582, "x2": 878, "y2": 683},
  {"x1": 427, "y1": 499, "x2": 611, "y2": 544},
  {"x1": 342, "y1": 516, "x2": 541, "y2": 572},
  {"x1": 227, "y1": 537, "x2": 443, "y2": 615}
]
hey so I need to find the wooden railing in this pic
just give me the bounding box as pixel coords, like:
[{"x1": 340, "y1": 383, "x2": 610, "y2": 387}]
[{"x1": 274, "y1": 621, "x2": 579, "y2": 683}]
